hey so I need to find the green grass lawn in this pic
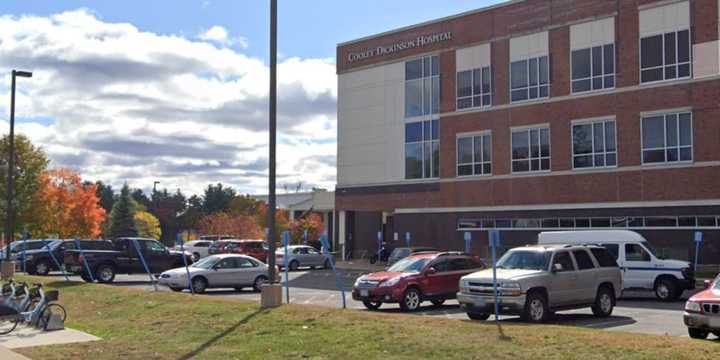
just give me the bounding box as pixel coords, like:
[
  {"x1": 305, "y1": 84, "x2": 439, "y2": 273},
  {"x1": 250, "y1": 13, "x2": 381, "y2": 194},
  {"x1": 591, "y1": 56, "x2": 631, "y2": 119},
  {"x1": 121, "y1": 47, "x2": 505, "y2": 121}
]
[{"x1": 11, "y1": 276, "x2": 720, "y2": 359}]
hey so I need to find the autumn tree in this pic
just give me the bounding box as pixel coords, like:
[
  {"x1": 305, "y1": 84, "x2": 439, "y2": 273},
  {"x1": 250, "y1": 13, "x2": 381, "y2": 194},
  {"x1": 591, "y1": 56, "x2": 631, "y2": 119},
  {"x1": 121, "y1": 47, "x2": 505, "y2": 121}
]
[
  {"x1": 289, "y1": 213, "x2": 325, "y2": 245},
  {"x1": 32, "y1": 168, "x2": 106, "y2": 238},
  {"x1": 255, "y1": 202, "x2": 290, "y2": 242},
  {"x1": 134, "y1": 211, "x2": 161, "y2": 240},
  {"x1": 0, "y1": 134, "x2": 49, "y2": 237},
  {"x1": 109, "y1": 184, "x2": 138, "y2": 238},
  {"x1": 196, "y1": 213, "x2": 263, "y2": 239}
]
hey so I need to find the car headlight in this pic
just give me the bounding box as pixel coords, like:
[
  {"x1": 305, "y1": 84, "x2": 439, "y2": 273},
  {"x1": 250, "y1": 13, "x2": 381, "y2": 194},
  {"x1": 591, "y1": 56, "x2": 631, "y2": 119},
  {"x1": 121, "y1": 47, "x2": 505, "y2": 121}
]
[
  {"x1": 379, "y1": 277, "x2": 401, "y2": 288},
  {"x1": 353, "y1": 276, "x2": 365, "y2": 288},
  {"x1": 500, "y1": 282, "x2": 521, "y2": 289},
  {"x1": 685, "y1": 300, "x2": 702, "y2": 313}
]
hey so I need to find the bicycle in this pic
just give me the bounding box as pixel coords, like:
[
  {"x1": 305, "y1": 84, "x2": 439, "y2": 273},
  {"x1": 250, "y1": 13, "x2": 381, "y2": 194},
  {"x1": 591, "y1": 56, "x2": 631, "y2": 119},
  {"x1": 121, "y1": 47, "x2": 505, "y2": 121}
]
[{"x1": 0, "y1": 282, "x2": 66, "y2": 334}]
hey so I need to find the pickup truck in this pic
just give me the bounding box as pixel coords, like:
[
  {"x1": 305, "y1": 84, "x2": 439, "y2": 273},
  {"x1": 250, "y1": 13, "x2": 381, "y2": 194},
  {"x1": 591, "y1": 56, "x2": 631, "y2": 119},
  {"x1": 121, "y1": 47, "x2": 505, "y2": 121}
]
[
  {"x1": 21, "y1": 239, "x2": 115, "y2": 276},
  {"x1": 63, "y1": 237, "x2": 193, "y2": 283}
]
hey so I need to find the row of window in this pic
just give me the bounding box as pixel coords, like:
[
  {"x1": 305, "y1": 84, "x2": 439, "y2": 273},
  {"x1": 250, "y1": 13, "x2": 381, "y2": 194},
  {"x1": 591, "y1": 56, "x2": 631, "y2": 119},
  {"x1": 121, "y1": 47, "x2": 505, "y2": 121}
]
[
  {"x1": 448, "y1": 31, "x2": 691, "y2": 112},
  {"x1": 457, "y1": 215, "x2": 720, "y2": 230},
  {"x1": 449, "y1": 111, "x2": 692, "y2": 178}
]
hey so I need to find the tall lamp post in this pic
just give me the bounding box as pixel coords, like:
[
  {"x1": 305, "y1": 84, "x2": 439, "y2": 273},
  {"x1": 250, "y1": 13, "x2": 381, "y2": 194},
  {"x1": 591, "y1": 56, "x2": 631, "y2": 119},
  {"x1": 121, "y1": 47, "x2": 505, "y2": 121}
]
[
  {"x1": 3, "y1": 70, "x2": 32, "y2": 277},
  {"x1": 261, "y1": 0, "x2": 281, "y2": 308}
]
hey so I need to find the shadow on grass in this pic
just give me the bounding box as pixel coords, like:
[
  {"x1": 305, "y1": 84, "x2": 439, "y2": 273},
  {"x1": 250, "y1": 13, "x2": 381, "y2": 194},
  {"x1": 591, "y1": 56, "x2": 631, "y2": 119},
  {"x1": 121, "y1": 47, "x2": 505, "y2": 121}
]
[
  {"x1": 176, "y1": 308, "x2": 268, "y2": 360},
  {"x1": 35, "y1": 280, "x2": 87, "y2": 289}
]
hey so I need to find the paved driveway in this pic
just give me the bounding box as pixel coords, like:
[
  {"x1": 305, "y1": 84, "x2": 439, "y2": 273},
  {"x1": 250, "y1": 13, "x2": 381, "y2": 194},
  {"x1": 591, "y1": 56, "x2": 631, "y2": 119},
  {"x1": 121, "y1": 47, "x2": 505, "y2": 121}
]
[{"x1": 51, "y1": 269, "x2": 702, "y2": 338}]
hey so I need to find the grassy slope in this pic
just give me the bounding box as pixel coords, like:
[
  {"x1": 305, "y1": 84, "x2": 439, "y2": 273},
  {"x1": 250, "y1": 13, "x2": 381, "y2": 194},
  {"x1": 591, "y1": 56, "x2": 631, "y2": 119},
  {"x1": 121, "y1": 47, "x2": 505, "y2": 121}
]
[{"x1": 12, "y1": 276, "x2": 720, "y2": 360}]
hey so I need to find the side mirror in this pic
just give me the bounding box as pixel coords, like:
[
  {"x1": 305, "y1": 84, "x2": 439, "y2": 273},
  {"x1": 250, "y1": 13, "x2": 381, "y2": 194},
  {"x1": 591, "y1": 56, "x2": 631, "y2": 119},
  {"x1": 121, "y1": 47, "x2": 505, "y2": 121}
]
[
  {"x1": 551, "y1": 263, "x2": 563, "y2": 273},
  {"x1": 704, "y1": 280, "x2": 711, "y2": 289},
  {"x1": 426, "y1": 267, "x2": 437, "y2": 275}
]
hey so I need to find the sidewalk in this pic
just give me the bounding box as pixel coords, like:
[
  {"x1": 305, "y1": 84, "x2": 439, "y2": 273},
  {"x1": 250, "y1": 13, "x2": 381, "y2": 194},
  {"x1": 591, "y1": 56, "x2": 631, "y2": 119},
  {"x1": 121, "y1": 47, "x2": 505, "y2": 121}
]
[{"x1": 0, "y1": 346, "x2": 30, "y2": 360}]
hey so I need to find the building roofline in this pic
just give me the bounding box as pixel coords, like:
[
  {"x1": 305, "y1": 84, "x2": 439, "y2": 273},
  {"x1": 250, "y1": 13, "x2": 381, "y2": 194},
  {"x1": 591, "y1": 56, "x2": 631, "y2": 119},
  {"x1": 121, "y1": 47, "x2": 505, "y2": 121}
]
[{"x1": 336, "y1": 0, "x2": 524, "y2": 47}]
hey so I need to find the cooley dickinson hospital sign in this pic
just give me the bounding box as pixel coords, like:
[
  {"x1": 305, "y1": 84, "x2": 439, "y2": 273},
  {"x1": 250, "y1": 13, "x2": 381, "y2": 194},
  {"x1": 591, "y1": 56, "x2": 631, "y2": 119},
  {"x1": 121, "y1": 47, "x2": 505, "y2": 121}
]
[{"x1": 347, "y1": 31, "x2": 452, "y2": 62}]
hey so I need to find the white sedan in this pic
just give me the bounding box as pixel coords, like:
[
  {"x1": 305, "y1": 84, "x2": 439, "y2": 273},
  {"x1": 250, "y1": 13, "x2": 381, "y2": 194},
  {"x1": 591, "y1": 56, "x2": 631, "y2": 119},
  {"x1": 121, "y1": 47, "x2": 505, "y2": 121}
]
[
  {"x1": 159, "y1": 254, "x2": 270, "y2": 293},
  {"x1": 173, "y1": 240, "x2": 213, "y2": 261}
]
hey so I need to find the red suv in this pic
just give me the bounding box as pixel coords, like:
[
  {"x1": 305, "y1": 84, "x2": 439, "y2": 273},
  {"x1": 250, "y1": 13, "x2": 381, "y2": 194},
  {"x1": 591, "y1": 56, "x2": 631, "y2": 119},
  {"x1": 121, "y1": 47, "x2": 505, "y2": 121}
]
[
  {"x1": 224, "y1": 240, "x2": 268, "y2": 263},
  {"x1": 352, "y1": 252, "x2": 485, "y2": 311},
  {"x1": 684, "y1": 274, "x2": 720, "y2": 339}
]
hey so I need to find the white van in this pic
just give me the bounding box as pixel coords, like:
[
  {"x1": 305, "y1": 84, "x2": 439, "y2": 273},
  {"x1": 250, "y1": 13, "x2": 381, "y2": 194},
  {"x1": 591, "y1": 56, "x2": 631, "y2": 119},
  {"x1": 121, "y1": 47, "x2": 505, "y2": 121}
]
[{"x1": 537, "y1": 230, "x2": 694, "y2": 301}]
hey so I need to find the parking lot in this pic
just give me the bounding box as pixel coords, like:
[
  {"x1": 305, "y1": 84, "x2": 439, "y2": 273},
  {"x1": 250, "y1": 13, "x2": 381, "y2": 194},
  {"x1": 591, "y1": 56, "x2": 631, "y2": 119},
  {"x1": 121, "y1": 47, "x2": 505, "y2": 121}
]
[{"x1": 52, "y1": 268, "x2": 699, "y2": 338}]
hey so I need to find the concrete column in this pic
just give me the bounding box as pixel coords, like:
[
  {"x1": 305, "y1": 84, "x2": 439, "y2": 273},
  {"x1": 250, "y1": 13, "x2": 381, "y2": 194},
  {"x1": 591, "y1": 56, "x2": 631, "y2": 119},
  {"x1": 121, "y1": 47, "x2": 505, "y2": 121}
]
[{"x1": 338, "y1": 210, "x2": 346, "y2": 261}]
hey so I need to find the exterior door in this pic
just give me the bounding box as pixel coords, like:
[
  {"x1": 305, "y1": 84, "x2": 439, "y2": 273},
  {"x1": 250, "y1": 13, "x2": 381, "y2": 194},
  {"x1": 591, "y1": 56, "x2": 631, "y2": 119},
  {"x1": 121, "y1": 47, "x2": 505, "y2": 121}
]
[
  {"x1": 305, "y1": 247, "x2": 324, "y2": 266},
  {"x1": 422, "y1": 258, "x2": 454, "y2": 297},
  {"x1": 234, "y1": 257, "x2": 259, "y2": 286},
  {"x1": 548, "y1": 251, "x2": 579, "y2": 307},
  {"x1": 571, "y1": 249, "x2": 598, "y2": 304},
  {"x1": 623, "y1": 243, "x2": 653, "y2": 288},
  {"x1": 211, "y1": 257, "x2": 238, "y2": 287}
]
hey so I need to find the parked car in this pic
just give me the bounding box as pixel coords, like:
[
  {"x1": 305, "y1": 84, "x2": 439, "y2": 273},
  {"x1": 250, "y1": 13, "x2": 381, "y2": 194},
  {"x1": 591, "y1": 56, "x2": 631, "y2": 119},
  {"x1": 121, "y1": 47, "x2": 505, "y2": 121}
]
[
  {"x1": 63, "y1": 237, "x2": 193, "y2": 283},
  {"x1": 224, "y1": 240, "x2": 268, "y2": 262},
  {"x1": 159, "y1": 254, "x2": 270, "y2": 293},
  {"x1": 458, "y1": 244, "x2": 623, "y2": 323},
  {"x1": 174, "y1": 240, "x2": 213, "y2": 261},
  {"x1": 23, "y1": 239, "x2": 114, "y2": 276},
  {"x1": 387, "y1": 247, "x2": 439, "y2": 266},
  {"x1": 683, "y1": 275, "x2": 720, "y2": 339},
  {"x1": 199, "y1": 235, "x2": 234, "y2": 241},
  {"x1": 276, "y1": 245, "x2": 331, "y2": 271},
  {"x1": 207, "y1": 240, "x2": 233, "y2": 255},
  {"x1": 353, "y1": 251, "x2": 485, "y2": 311},
  {"x1": 0, "y1": 239, "x2": 55, "y2": 260},
  {"x1": 537, "y1": 230, "x2": 694, "y2": 301}
]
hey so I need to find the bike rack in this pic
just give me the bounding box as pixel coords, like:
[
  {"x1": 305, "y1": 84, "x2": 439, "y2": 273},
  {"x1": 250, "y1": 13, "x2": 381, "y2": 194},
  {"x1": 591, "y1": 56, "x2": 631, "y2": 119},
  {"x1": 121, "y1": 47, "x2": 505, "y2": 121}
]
[
  {"x1": 41, "y1": 240, "x2": 70, "y2": 281},
  {"x1": 131, "y1": 239, "x2": 158, "y2": 291},
  {"x1": 73, "y1": 239, "x2": 95, "y2": 282}
]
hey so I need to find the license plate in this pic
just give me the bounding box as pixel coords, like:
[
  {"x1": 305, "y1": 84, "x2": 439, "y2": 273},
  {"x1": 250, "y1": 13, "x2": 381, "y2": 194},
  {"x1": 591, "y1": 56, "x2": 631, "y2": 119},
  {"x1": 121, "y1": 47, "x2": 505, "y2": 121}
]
[{"x1": 360, "y1": 290, "x2": 369, "y2": 297}]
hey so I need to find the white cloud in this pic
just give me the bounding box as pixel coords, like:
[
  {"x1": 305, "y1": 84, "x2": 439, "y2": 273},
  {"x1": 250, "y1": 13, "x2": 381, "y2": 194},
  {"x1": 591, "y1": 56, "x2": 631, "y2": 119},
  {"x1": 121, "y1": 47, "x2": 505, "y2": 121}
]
[
  {"x1": 0, "y1": 9, "x2": 337, "y2": 195},
  {"x1": 198, "y1": 25, "x2": 248, "y2": 48}
]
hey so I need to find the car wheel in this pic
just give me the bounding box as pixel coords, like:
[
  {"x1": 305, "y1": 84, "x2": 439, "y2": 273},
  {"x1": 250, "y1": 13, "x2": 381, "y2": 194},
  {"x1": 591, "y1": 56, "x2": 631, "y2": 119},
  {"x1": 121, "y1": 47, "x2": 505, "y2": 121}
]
[
  {"x1": 95, "y1": 264, "x2": 116, "y2": 283},
  {"x1": 591, "y1": 286, "x2": 615, "y2": 317},
  {"x1": 362, "y1": 300, "x2": 382, "y2": 310},
  {"x1": 289, "y1": 260, "x2": 300, "y2": 271},
  {"x1": 399, "y1": 288, "x2": 422, "y2": 312},
  {"x1": 431, "y1": 299, "x2": 445, "y2": 307},
  {"x1": 323, "y1": 259, "x2": 331, "y2": 269},
  {"x1": 523, "y1": 291, "x2": 549, "y2": 323},
  {"x1": 34, "y1": 261, "x2": 50, "y2": 276},
  {"x1": 253, "y1": 275, "x2": 268, "y2": 292},
  {"x1": 467, "y1": 312, "x2": 490, "y2": 321},
  {"x1": 191, "y1": 277, "x2": 207, "y2": 293},
  {"x1": 654, "y1": 279, "x2": 678, "y2": 302},
  {"x1": 688, "y1": 327, "x2": 709, "y2": 339},
  {"x1": 169, "y1": 287, "x2": 183, "y2": 292}
]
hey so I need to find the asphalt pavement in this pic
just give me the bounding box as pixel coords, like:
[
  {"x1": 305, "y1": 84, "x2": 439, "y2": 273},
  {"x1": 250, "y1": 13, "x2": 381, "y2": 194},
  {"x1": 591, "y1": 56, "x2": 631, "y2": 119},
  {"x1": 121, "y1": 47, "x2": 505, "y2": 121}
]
[{"x1": 46, "y1": 269, "x2": 707, "y2": 338}]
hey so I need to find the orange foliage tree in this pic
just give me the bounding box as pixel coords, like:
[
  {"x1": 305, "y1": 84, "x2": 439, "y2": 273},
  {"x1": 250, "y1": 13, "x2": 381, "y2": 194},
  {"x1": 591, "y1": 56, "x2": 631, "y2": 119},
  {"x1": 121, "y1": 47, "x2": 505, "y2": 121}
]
[
  {"x1": 33, "y1": 168, "x2": 106, "y2": 238},
  {"x1": 197, "y1": 213, "x2": 264, "y2": 239},
  {"x1": 289, "y1": 213, "x2": 325, "y2": 245}
]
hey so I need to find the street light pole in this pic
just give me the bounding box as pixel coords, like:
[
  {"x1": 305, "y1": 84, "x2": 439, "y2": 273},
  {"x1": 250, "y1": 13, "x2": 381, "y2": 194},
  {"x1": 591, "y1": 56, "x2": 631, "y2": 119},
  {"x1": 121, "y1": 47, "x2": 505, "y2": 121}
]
[
  {"x1": 4, "y1": 70, "x2": 32, "y2": 270},
  {"x1": 267, "y1": 0, "x2": 278, "y2": 284}
]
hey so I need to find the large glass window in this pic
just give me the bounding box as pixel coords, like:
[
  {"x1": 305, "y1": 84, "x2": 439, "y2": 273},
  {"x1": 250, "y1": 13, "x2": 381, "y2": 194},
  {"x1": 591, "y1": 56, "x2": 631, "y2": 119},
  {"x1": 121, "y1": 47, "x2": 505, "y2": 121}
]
[
  {"x1": 405, "y1": 56, "x2": 439, "y2": 117},
  {"x1": 405, "y1": 120, "x2": 439, "y2": 179},
  {"x1": 641, "y1": 111, "x2": 692, "y2": 164},
  {"x1": 457, "y1": 66, "x2": 491, "y2": 109},
  {"x1": 457, "y1": 133, "x2": 491, "y2": 176},
  {"x1": 511, "y1": 126, "x2": 550, "y2": 173},
  {"x1": 640, "y1": 30, "x2": 691, "y2": 83},
  {"x1": 572, "y1": 119, "x2": 617, "y2": 169},
  {"x1": 510, "y1": 56, "x2": 549, "y2": 102},
  {"x1": 572, "y1": 43, "x2": 615, "y2": 93}
]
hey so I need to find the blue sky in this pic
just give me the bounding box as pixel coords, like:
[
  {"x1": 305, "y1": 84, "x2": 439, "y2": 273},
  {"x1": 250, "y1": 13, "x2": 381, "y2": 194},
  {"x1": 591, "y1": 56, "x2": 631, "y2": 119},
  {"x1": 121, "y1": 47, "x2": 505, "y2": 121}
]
[
  {"x1": 0, "y1": 0, "x2": 504, "y2": 61},
  {"x1": 0, "y1": 0, "x2": 505, "y2": 195}
]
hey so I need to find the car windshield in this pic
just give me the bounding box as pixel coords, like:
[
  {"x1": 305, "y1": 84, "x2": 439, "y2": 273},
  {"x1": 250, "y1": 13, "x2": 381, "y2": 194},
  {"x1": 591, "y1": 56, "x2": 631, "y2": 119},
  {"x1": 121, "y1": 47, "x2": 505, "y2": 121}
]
[
  {"x1": 191, "y1": 257, "x2": 218, "y2": 269},
  {"x1": 714, "y1": 279, "x2": 720, "y2": 291},
  {"x1": 496, "y1": 250, "x2": 551, "y2": 270},
  {"x1": 390, "y1": 248, "x2": 410, "y2": 259},
  {"x1": 640, "y1": 241, "x2": 659, "y2": 258},
  {"x1": 387, "y1": 257, "x2": 430, "y2": 273}
]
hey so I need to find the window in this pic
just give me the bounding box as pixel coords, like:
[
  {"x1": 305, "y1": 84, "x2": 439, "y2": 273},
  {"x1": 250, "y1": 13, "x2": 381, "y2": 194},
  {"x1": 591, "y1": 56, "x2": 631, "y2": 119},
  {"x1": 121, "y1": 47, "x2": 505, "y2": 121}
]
[
  {"x1": 572, "y1": 44, "x2": 615, "y2": 93},
  {"x1": 196, "y1": 242, "x2": 210, "y2": 248},
  {"x1": 590, "y1": 248, "x2": 619, "y2": 267},
  {"x1": 405, "y1": 56, "x2": 439, "y2": 117},
  {"x1": 405, "y1": 120, "x2": 439, "y2": 179},
  {"x1": 573, "y1": 119, "x2": 617, "y2": 169},
  {"x1": 511, "y1": 126, "x2": 550, "y2": 173},
  {"x1": 457, "y1": 133, "x2": 491, "y2": 176},
  {"x1": 215, "y1": 258, "x2": 236, "y2": 269},
  {"x1": 146, "y1": 241, "x2": 166, "y2": 253},
  {"x1": 625, "y1": 244, "x2": 651, "y2": 262},
  {"x1": 641, "y1": 111, "x2": 692, "y2": 164},
  {"x1": 430, "y1": 259, "x2": 450, "y2": 272},
  {"x1": 510, "y1": 56, "x2": 549, "y2": 102},
  {"x1": 572, "y1": 250, "x2": 595, "y2": 270},
  {"x1": 551, "y1": 252, "x2": 575, "y2": 272},
  {"x1": 640, "y1": 30, "x2": 691, "y2": 83},
  {"x1": 601, "y1": 244, "x2": 619, "y2": 260},
  {"x1": 457, "y1": 66, "x2": 491, "y2": 109},
  {"x1": 236, "y1": 258, "x2": 256, "y2": 268}
]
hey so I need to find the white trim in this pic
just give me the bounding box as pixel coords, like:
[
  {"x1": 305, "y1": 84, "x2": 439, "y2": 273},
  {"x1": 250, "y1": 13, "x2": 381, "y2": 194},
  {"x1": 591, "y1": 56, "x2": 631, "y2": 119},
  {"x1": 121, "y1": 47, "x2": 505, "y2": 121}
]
[
  {"x1": 395, "y1": 199, "x2": 720, "y2": 215},
  {"x1": 637, "y1": 0, "x2": 689, "y2": 11}
]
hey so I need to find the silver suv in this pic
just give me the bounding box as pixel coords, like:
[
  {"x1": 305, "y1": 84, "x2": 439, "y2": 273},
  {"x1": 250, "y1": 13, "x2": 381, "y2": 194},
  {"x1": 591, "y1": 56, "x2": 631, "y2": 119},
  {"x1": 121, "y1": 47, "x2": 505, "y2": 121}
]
[{"x1": 457, "y1": 244, "x2": 622, "y2": 323}]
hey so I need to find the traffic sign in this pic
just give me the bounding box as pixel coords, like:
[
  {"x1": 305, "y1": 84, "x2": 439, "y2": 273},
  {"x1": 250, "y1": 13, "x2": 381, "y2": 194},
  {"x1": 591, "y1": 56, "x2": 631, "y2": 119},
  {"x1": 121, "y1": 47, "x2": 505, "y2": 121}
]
[
  {"x1": 489, "y1": 229, "x2": 500, "y2": 248},
  {"x1": 695, "y1": 231, "x2": 703, "y2": 243}
]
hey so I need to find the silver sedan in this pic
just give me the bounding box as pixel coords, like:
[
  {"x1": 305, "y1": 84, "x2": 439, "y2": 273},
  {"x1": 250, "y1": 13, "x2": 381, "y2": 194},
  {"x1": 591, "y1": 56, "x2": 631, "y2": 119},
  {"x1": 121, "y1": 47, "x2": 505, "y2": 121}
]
[
  {"x1": 159, "y1": 254, "x2": 270, "y2": 293},
  {"x1": 276, "y1": 245, "x2": 332, "y2": 271}
]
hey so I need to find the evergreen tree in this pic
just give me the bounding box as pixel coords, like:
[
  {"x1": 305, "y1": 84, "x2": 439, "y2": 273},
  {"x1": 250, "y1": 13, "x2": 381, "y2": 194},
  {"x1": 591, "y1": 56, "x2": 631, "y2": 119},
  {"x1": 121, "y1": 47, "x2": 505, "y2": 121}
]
[{"x1": 109, "y1": 184, "x2": 138, "y2": 238}]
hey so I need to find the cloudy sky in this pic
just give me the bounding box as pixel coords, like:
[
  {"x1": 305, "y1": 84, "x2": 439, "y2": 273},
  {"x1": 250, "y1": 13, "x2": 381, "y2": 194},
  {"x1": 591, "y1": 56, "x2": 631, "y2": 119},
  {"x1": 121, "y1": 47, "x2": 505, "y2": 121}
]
[{"x1": 0, "y1": 0, "x2": 502, "y2": 195}]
